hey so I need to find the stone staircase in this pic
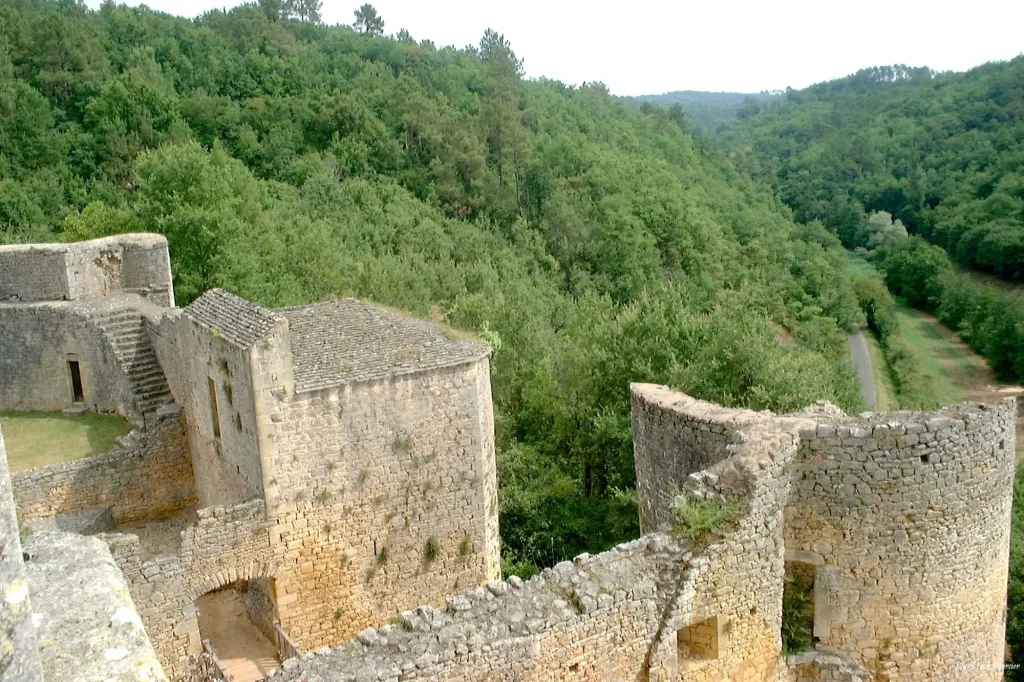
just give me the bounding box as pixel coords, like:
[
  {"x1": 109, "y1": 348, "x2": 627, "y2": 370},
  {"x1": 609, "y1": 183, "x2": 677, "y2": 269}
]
[{"x1": 94, "y1": 311, "x2": 174, "y2": 417}]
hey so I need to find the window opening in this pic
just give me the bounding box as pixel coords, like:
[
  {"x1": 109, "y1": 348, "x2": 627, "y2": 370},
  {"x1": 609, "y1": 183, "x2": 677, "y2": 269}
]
[
  {"x1": 68, "y1": 361, "x2": 84, "y2": 403},
  {"x1": 208, "y1": 377, "x2": 221, "y2": 438}
]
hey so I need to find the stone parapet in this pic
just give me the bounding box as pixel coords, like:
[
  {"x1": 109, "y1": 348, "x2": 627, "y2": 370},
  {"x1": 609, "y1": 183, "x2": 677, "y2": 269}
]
[
  {"x1": 12, "y1": 413, "x2": 196, "y2": 524},
  {"x1": 23, "y1": 532, "x2": 167, "y2": 682}
]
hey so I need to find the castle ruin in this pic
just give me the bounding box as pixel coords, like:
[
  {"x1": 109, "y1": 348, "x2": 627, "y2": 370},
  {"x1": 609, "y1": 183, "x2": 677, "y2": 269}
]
[{"x1": 0, "y1": 235, "x2": 1016, "y2": 681}]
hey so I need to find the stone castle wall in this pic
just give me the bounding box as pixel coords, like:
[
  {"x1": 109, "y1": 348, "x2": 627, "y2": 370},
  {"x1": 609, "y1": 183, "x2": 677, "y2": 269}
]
[
  {"x1": 148, "y1": 309, "x2": 266, "y2": 507},
  {"x1": 11, "y1": 413, "x2": 196, "y2": 524},
  {"x1": 268, "y1": 359, "x2": 501, "y2": 651},
  {"x1": 272, "y1": 535, "x2": 690, "y2": 682},
  {"x1": 0, "y1": 303, "x2": 137, "y2": 415},
  {"x1": 23, "y1": 532, "x2": 168, "y2": 682},
  {"x1": 786, "y1": 401, "x2": 1016, "y2": 681},
  {"x1": 0, "y1": 425, "x2": 44, "y2": 682},
  {"x1": 270, "y1": 385, "x2": 811, "y2": 682},
  {"x1": 271, "y1": 385, "x2": 1013, "y2": 682},
  {"x1": 629, "y1": 384, "x2": 815, "y2": 682},
  {"x1": 0, "y1": 234, "x2": 173, "y2": 305},
  {"x1": 104, "y1": 499, "x2": 276, "y2": 676}
]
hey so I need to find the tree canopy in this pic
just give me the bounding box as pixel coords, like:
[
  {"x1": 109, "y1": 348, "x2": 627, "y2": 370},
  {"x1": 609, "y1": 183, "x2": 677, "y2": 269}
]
[{"x1": 0, "y1": 0, "x2": 864, "y2": 575}]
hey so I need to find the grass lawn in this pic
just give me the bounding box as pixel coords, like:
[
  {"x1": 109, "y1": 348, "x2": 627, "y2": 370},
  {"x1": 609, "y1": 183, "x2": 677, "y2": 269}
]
[
  {"x1": 0, "y1": 411, "x2": 132, "y2": 472},
  {"x1": 893, "y1": 309, "x2": 979, "y2": 406}
]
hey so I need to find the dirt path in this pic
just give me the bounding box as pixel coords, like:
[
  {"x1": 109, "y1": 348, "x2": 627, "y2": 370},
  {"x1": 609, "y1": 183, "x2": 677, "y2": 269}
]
[
  {"x1": 899, "y1": 308, "x2": 1023, "y2": 460},
  {"x1": 848, "y1": 332, "x2": 876, "y2": 409},
  {"x1": 196, "y1": 590, "x2": 280, "y2": 682}
]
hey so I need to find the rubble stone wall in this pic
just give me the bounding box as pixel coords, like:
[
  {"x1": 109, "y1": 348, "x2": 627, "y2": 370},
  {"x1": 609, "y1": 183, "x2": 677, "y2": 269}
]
[
  {"x1": 148, "y1": 311, "x2": 264, "y2": 507},
  {"x1": 0, "y1": 304, "x2": 136, "y2": 414},
  {"x1": 23, "y1": 532, "x2": 167, "y2": 682},
  {"x1": 631, "y1": 387, "x2": 746, "y2": 532},
  {"x1": 270, "y1": 385, "x2": 812, "y2": 682},
  {"x1": 104, "y1": 499, "x2": 276, "y2": 677},
  {"x1": 0, "y1": 425, "x2": 43, "y2": 682},
  {"x1": 785, "y1": 400, "x2": 1016, "y2": 681},
  {"x1": 271, "y1": 386, "x2": 1013, "y2": 682},
  {"x1": 267, "y1": 359, "x2": 500, "y2": 651},
  {"x1": 0, "y1": 234, "x2": 173, "y2": 305},
  {"x1": 11, "y1": 413, "x2": 196, "y2": 524}
]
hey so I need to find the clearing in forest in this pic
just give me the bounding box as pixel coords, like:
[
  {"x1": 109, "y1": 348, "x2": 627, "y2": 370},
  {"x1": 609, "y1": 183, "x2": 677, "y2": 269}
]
[
  {"x1": 0, "y1": 411, "x2": 132, "y2": 471},
  {"x1": 894, "y1": 308, "x2": 1023, "y2": 459}
]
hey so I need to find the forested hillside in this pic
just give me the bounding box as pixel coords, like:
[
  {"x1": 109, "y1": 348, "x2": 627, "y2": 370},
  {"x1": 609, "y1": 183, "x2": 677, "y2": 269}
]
[
  {"x1": 718, "y1": 61, "x2": 1024, "y2": 385},
  {"x1": 629, "y1": 90, "x2": 779, "y2": 135},
  {"x1": 724, "y1": 61, "x2": 1024, "y2": 278},
  {"x1": 0, "y1": 0, "x2": 864, "y2": 574}
]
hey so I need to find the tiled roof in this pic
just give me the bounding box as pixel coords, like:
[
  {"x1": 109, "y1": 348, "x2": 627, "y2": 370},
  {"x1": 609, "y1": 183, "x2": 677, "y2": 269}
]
[
  {"x1": 184, "y1": 289, "x2": 281, "y2": 349},
  {"x1": 278, "y1": 299, "x2": 489, "y2": 392}
]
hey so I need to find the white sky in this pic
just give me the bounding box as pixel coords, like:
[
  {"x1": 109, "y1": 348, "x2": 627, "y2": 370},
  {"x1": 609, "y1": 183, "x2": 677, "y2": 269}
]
[{"x1": 86, "y1": 0, "x2": 1024, "y2": 96}]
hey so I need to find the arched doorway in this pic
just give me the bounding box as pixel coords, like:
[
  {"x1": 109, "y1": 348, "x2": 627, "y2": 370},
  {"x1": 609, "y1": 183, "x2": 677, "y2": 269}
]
[{"x1": 196, "y1": 578, "x2": 281, "y2": 682}]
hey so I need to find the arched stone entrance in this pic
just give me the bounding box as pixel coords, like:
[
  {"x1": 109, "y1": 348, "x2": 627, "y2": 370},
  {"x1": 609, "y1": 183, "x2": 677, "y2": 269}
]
[{"x1": 196, "y1": 578, "x2": 281, "y2": 682}]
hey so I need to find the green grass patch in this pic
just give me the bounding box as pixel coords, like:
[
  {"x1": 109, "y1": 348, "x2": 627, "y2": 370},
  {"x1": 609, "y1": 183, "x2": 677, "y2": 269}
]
[
  {"x1": 0, "y1": 411, "x2": 132, "y2": 471},
  {"x1": 670, "y1": 494, "x2": 742, "y2": 544},
  {"x1": 844, "y1": 251, "x2": 884, "y2": 279},
  {"x1": 893, "y1": 310, "x2": 967, "y2": 405}
]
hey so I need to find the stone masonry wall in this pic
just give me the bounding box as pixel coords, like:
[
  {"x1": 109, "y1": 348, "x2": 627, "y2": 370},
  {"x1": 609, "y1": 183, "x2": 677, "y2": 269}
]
[
  {"x1": 11, "y1": 412, "x2": 196, "y2": 524},
  {"x1": 0, "y1": 303, "x2": 136, "y2": 415},
  {"x1": 269, "y1": 385, "x2": 1014, "y2": 682},
  {"x1": 103, "y1": 499, "x2": 276, "y2": 677},
  {"x1": 271, "y1": 534, "x2": 690, "y2": 682},
  {"x1": 270, "y1": 385, "x2": 812, "y2": 682},
  {"x1": 148, "y1": 310, "x2": 263, "y2": 507},
  {"x1": 0, "y1": 234, "x2": 173, "y2": 305},
  {"x1": 0, "y1": 246, "x2": 67, "y2": 302},
  {"x1": 0, "y1": 425, "x2": 44, "y2": 682},
  {"x1": 630, "y1": 384, "x2": 816, "y2": 682},
  {"x1": 631, "y1": 387, "x2": 744, "y2": 533},
  {"x1": 785, "y1": 400, "x2": 1016, "y2": 681},
  {"x1": 267, "y1": 359, "x2": 500, "y2": 651},
  {"x1": 23, "y1": 532, "x2": 168, "y2": 682}
]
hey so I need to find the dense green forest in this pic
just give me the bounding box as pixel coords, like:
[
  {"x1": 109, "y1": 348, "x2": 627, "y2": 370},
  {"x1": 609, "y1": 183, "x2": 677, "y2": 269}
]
[
  {"x1": 722, "y1": 61, "x2": 1024, "y2": 279},
  {"x1": 629, "y1": 90, "x2": 780, "y2": 135},
  {"x1": 716, "y1": 61, "x2": 1024, "y2": 386},
  {"x1": 0, "y1": 0, "x2": 865, "y2": 574}
]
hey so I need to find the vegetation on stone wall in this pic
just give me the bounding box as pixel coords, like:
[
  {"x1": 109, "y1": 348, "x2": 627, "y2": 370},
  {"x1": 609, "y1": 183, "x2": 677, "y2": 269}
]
[
  {"x1": 781, "y1": 567, "x2": 815, "y2": 654},
  {"x1": 0, "y1": 0, "x2": 865, "y2": 575},
  {"x1": 669, "y1": 493, "x2": 741, "y2": 545}
]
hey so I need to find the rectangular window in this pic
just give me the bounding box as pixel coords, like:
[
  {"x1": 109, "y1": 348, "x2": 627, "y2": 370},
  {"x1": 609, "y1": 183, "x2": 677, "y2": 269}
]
[
  {"x1": 68, "y1": 360, "x2": 84, "y2": 403},
  {"x1": 678, "y1": 616, "x2": 722, "y2": 669},
  {"x1": 208, "y1": 377, "x2": 221, "y2": 438}
]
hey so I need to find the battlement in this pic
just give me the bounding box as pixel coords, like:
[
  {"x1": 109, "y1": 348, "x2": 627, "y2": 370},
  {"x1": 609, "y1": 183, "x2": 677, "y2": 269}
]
[{"x1": 0, "y1": 234, "x2": 173, "y2": 306}]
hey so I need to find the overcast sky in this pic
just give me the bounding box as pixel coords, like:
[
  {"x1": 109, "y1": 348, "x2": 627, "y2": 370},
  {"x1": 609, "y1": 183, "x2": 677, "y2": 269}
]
[{"x1": 85, "y1": 0, "x2": 1024, "y2": 96}]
